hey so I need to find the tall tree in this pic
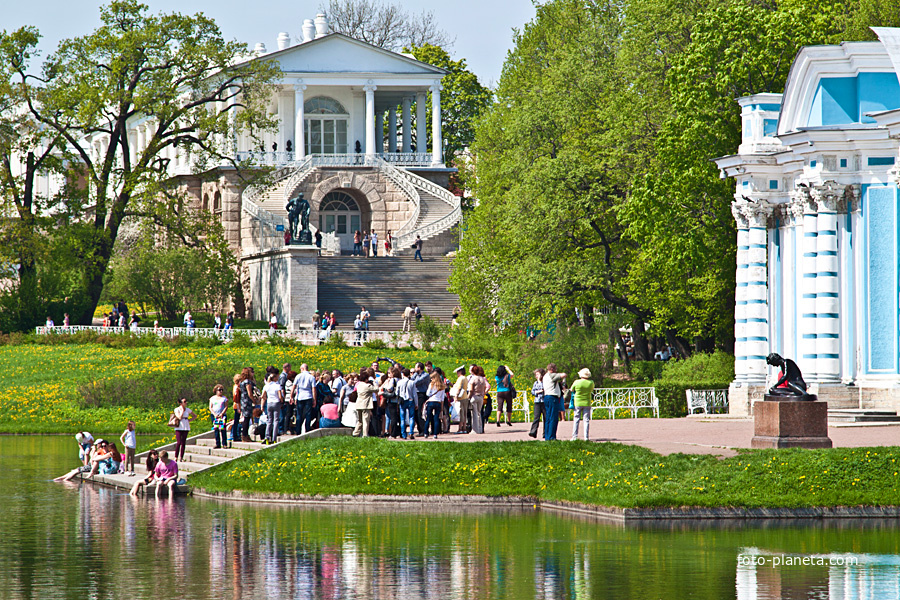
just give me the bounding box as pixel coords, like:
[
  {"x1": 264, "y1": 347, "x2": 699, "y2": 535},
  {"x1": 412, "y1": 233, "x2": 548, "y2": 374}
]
[
  {"x1": 1, "y1": 0, "x2": 279, "y2": 327},
  {"x1": 323, "y1": 0, "x2": 453, "y2": 51}
]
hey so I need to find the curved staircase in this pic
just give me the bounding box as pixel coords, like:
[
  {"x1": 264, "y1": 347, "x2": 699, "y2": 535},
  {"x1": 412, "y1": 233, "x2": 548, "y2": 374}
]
[{"x1": 240, "y1": 156, "x2": 460, "y2": 257}]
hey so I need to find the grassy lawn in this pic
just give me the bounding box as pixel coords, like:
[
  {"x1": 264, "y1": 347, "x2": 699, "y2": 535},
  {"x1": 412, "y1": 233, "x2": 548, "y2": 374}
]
[
  {"x1": 0, "y1": 342, "x2": 482, "y2": 434},
  {"x1": 189, "y1": 436, "x2": 900, "y2": 509}
]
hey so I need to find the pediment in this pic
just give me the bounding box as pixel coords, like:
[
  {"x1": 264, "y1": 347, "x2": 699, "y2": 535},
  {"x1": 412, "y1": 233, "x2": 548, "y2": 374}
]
[{"x1": 264, "y1": 34, "x2": 446, "y2": 76}]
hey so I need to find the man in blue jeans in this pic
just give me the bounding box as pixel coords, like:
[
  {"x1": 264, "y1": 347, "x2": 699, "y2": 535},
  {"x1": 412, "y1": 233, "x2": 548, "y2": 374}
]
[
  {"x1": 292, "y1": 363, "x2": 317, "y2": 434},
  {"x1": 413, "y1": 235, "x2": 423, "y2": 261},
  {"x1": 541, "y1": 364, "x2": 566, "y2": 441}
]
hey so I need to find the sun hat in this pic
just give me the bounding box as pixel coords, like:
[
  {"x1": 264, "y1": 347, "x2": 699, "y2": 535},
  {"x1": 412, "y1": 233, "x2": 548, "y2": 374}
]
[
  {"x1": 578, "y1": 368, "x2": 591, "y2": 379},
  {"x1": 93, "y1": 438, "x2": 106, "y2": 447},
  {"x1": 455, "y1": 365, "x2": 466, "y2": 373}
]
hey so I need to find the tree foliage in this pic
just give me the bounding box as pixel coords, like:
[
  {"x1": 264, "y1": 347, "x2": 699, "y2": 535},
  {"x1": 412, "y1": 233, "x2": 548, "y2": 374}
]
[
  {"x1": 323, "y1": 0, "x2": 453, "y2": 50},
  {"x1": 454, "y1": 0, "x2": 900, "y2": 354},
  {"x1": 0, "y1": 0, "x2": 280, "y2": 330},
  {"x1": 105, "y1": 227, "x2": 238, "y2": 321}
]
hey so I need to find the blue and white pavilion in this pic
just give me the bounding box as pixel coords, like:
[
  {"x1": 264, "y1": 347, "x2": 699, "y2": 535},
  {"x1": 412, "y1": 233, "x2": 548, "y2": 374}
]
[{"x1": 715, "y1": 28, "x2": 900, "y2": 414}]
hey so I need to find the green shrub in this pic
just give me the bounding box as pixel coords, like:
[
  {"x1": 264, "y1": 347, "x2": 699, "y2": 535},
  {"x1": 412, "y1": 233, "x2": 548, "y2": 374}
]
[
  {"x1": 660, "y1": 350, "x2": 734, "y2": 383},
  {"x1": 229, "y1": 331, "x2": 254, "y2": 348},
  {"x1": 415, "y1": 315, "x2": 443, "y2": 351},
  {"x1": 324, "y1": 331, "x2": 347, "y2": 347},
  {"x1": 363, "y1": 338, "x2": 389, "y2": 350},
  {"x1": 631, "y1": 361, "x2": 664, "y2": 382}
]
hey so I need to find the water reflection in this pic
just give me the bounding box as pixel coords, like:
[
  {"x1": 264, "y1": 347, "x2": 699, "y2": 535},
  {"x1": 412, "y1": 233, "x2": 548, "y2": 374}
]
[{"x1": 4, "y1": 436, "x2": 900, "y2": 599}]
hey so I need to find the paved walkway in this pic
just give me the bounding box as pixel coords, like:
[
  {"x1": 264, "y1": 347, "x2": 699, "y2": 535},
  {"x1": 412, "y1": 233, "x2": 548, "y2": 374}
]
[{"x1": 429, "y1": 416, "x2": 900, "y2": 457}]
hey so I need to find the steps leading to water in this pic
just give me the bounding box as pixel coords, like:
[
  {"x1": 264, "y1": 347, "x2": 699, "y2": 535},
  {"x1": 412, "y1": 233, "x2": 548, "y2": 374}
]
[
  {"x1": 828, "y1": 408, "x2": 900, "y2": 426},
  {"x1": 317, "y1": 255, "x2": 459, "y2": 331},
  {"x1": 73, "y1": 427, "x2": 353, "y2": 495}
]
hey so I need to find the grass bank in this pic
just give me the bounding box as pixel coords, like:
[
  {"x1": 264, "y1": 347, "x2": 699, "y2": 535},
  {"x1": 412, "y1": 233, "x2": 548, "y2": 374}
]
[
  {"x1": 189, "y1": 437, "x2": 900, "y2": 509},
  {"x1": 0, "y1": 342, "x2": 481, "y2": 434}
]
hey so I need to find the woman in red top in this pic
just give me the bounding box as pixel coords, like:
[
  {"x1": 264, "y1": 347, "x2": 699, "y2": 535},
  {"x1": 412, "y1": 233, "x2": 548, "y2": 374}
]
[{"x1": 385, "y1": 230, "x2": 393, "y2": 257}]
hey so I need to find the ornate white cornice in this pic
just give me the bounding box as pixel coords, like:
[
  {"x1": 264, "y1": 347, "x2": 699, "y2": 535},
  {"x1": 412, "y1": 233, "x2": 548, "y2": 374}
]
[{"x1": 732, "y1": 198, "x2": 774, "y2": 229}]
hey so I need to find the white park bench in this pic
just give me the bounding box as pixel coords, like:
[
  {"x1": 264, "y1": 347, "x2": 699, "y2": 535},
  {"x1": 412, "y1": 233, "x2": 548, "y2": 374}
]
[
  {"x1": 686, "y1": 389, "x2": 729, "y2": 415},
  {"x1": 591, "y1": 387, "x2": 659, "y2": 419}
]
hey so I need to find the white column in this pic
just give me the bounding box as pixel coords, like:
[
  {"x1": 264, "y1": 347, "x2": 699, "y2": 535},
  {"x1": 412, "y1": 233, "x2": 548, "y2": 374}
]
[
  {"x1": 388, "y1": 106, "x2": 397, "y2": 154},
  {"x1": 401, "y1": 97, "x2": 412, "y2": 153},
  {"x1": 278, "y1": 92, "x2": 291, "y2": 156},
  {"x1": 744, "y1": 203, "x2": 772, "y2": 383},
  {"x1": 416, "y1": 91, "x2": 427, "y2": 154},
  {"x1": 294, "y1": 82, "x2": 307, "y2": 159},
  {"x1": 135, "y1": 124, "x2": 145, "y2": 157},
  {"x1": 799, "y1": 193, "x2": 819, "y2": 381},
  {"x1": 375, "y1": 112, "x2": 384, "y2": 155},
  {"x1": 814, "y1": 186, "x2": 842, "y2": 383},
  {"x1": 364, "y1": 83, "x2": 377, "y2": 156},
  {"x1": 732, "y1": 203, "x2": 750, "y2": 383},
  {"x1": 430, "y1": 83, "x2": 443, "y2": 165}
]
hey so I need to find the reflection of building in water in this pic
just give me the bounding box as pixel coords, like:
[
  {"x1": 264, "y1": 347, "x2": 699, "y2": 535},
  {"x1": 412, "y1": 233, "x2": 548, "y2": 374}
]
[{"x1": 737, "y1": 549, "x2": 900, "y2": 599}]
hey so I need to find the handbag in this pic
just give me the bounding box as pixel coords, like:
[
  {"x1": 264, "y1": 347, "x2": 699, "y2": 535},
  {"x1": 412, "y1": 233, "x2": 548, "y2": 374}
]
[{"x1": 167, "y1": 412, "x2": 179, "y2": 427}]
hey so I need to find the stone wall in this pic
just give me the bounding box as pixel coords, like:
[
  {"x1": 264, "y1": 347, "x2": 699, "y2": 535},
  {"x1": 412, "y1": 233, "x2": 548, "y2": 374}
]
[{"x1": 243, "y1": 246, "x2": 317, "y2": 330}]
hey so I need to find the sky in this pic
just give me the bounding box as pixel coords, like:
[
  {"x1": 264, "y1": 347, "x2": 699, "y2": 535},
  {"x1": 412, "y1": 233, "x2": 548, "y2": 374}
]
[{"x1": 2, "y1": 0, "x2": 536, "y2": 87}]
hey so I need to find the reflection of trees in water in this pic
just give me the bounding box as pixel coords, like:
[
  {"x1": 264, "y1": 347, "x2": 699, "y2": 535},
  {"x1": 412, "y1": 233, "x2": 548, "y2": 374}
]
[{"x1": 18, "y1": 478, "x2": 900, "y2": 599}]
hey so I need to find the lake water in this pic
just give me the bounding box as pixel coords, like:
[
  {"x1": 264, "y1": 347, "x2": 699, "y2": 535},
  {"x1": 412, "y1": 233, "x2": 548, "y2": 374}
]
[{"x1": 3, "y1": 435, "x2": 900, "y2": 599}]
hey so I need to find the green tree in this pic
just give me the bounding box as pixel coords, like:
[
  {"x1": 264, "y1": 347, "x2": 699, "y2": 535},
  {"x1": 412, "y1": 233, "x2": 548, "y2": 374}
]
[
  {"x1": 0, "y1": 0, "x2": 279, "y2": 328},
  {"x1": 106, "y1": 228, "x2": 239, "y2": 321},
  {"x1": 454, "y1": 0, "x2": 900, "y2": 356},
  {"x1": 408, "y1": 45, "x2": 492, "y2": 167}
]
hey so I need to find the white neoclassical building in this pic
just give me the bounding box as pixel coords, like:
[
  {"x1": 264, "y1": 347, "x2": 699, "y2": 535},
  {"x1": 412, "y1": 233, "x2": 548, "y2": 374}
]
[
  {"x1": 715, "y1": 28, "x2": 900, "y2": 414},
  {"x1": 134, "y1": 16, "x2": 461, "y2": 325}
]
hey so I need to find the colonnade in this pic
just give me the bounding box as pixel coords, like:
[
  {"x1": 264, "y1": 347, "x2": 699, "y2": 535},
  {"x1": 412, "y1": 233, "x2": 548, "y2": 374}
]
[{"x1": 732, "y1": 182, "x2": 853, "y2": 385}]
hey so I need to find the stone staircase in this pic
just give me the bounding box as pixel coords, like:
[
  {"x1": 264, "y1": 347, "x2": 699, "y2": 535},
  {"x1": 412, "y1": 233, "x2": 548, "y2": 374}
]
[
  {"x1": 317, "y1": 255, "x2": 459, "y2": 330},
  {"x1": 240, "y1": 158, "x2": 460, "y2": 258},
  {"x1": 828, "y1": 408, "x2": 900, "y2": 426},
  {"x1": 74, "y1": 427, "x2": 352, "y2": 495}
]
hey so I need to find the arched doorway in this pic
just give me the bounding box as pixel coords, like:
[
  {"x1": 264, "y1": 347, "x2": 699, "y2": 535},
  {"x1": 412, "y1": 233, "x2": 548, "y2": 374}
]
[{"x1": 317, "y1": 191, "x2": 361, "y2": 251}]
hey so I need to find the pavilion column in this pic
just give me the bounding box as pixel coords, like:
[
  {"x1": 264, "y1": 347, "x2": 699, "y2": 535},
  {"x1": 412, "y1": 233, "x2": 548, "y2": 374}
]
[
  {"x1": 813, "y1": 184, "x2": 843, "y2": 383},
  {"x1": 732, "y1": 203, "x2": 751, "y2": 383},
  {"x1": 364, "y1": 83, "x2": 377, "y2": 157},
  {"x1": 401, "y1": 97, "x2": 412, "y2": 153},
  {"x1": 797, "y1": 191, "x2": 819, "y2": 381},
  {"x1": 430, "y1": 83, "x2": 443, "y2": 165},
  {"x1": 416, "y1": 91, "x2": 427, "y2": 154},
  {"x1": 388, "y1": 106, "x2": 397, "y2": 154},
  {"x1": 743, "y1": 202, "x2": 773, "y2": 383},
  {"x1": 135, "y1": 124, "x2": 145, "y2": 156},
  {"x1": 277, "y1": 92, "x2": 291, "y2": 156},
  {"x1": 294, "y1": 82, "x2": 307, "y2": 159},
  {"x1": 375, "y1": 111, "x2": 384, "y2": 155}
]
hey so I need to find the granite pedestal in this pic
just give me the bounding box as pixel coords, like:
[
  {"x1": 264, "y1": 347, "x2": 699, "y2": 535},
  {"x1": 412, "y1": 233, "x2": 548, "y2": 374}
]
[
  {"x1": 243, "y1": 245, "x2": 318, "y2": 330},
  {"x1": 750, "y1": 395, "x2": 832, "y2": 449}
]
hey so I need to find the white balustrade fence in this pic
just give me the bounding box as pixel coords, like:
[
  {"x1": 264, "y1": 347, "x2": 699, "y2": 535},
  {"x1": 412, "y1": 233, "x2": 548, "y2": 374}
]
[
  {"x1": 36, "y1": 325, "x2": 414, "y2": 346},
  {"x1": 591, "y1": 387, "x2": 659, "y2": 419},
  {"x1": 686, "y1": 389, "x2": 729, "y2": 415}
]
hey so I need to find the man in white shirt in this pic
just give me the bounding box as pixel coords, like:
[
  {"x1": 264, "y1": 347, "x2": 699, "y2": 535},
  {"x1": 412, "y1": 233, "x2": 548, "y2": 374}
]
[
  {"x1": 402, "y1": 304, "x2": 414, "y2": 332},
  {"x1": 292, "y1": 364, "x2": 317, "y2": 434},
  {"x1": 541, "y1": 363, "x2": 567, "y2": 441},
  {"x1": 330, "y1": 370, "x2": 346, "y2": 399}
]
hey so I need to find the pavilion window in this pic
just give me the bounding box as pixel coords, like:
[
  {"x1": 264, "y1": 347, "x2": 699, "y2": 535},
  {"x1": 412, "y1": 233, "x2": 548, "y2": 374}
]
[{"x1": 304, "y1": 96, "x2": 349, "y2": 154}]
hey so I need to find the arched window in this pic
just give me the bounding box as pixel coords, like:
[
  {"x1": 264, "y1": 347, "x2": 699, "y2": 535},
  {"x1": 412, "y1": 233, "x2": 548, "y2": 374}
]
[
  {"x1": 305, "y1": 96, "x2": 348, "y2": 154},
  {"x1": 213, "y1": 191, "x2": 222, "y2": 214},
  {"x1": 318, "y1": 191, "x2": 361, "y2": 244},
  {"x1": 202, "y1": 193, "x2": 209, "y2": 211}
]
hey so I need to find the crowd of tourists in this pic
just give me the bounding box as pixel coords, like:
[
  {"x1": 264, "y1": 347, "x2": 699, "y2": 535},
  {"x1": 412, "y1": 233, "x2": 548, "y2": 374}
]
[{"x1": 211, "y1": 359, "x2": 596, "y2": 444}]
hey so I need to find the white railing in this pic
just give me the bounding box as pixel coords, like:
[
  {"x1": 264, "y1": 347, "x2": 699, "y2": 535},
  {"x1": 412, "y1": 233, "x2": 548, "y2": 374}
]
[
  {"x1": 686, "y1": 389, "x2": 729, "y2": 415},
  {"x1": 35, "y1": 325, "x2": 414, "y2": 346},
  {"x1": 241, "y1": 199, "x2": 287, "y2": 254},
  {"x1": 591, "y1": 387, "x2": 659, "y2": 419},
  {"x1": 280, "y1": 155, "x2": 315, "y2": 201},
  {"x1": 391, "y1": 166, "x2": 462, "y2": 250},
  {"x1": 236, "y1": 150, "x2": 297, "y2": 166},
  {"x1": 243, "y1": 163, "x2": 303, "y2": 204},
  {"x1": 382, "y1": 152, "x2": 432, "y2": 167},
  {"x1": 374, "y1": 158, "x2": 421, "y2": 238}
]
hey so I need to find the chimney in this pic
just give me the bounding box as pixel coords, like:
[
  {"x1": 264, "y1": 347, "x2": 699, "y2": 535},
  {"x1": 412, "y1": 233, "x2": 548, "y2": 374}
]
[
  {"x1": 254, "y1": 42, "x2": 267, "y2": 55},
  {"x1": 277, "y1": 32, "x2": 290, "y2": 51},
  {"x1": 302, "y1": 19, "x2": 316, "y2": 43},
  {"x1": 314, "y1": 13, "x2": 328, "y2": 38}
]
